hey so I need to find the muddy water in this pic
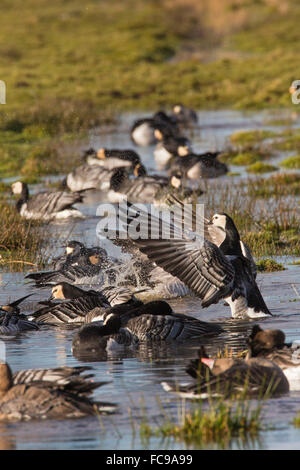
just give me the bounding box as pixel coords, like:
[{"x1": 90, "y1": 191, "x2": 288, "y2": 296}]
[{"x1": 1, "y1": 110, "x2": 300, "y2": 449}]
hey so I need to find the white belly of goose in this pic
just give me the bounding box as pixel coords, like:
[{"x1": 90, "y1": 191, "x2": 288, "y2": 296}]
[
  {"x1": 132, "y1": 123, "x2": 155, "y2": 146},
  {"x1": 154, "y1": 145, "x2": 172, "y2": 169},
  {"x1": 20, "y1": 205, "x2": 84, "y2": 220}
]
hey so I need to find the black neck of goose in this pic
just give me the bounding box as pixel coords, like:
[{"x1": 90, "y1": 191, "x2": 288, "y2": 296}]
[
  {"x1": 16, "y1": 184, "x2": 29, "y2": 212},
  {"x1": 110, "y1": 168, "x2": 127, "y2": 191},
  {"x1": 219, "y1": 226, "x2": 242, "y2": 256}
]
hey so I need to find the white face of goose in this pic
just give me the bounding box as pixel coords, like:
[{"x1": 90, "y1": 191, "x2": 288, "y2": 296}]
[
  {"x1": 66, "y1": 246, "x2": 74, "y2": 255},
  {"x1": 11, "y1": 181, "x2": 23, "y2": 195},
  {"x1": 170, "y1": 175, "x2": 182, "y2": 189},
  {"x1": 154, "y1": 129, "x2": 163, "y2": 141},
  {"x1": 178, "y1": 145, "x2": 189, "y2": 157},
  {"x1": 173, "y1": 105, "x2": 182, "y2": 114},
  {"x1": 211, "y1": 213, "x2": 227, "y2": 230},
  {"x1": 51, "y1": 284, "x2": 65, "y2": 300},
  {"x1": 97, "y1": 148, "x2": 106, "y2": 160}
]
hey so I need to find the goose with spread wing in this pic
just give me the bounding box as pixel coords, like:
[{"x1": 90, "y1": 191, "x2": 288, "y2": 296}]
[{"x1": 118, "y1": 197, "x2": 270, "y2": 319}]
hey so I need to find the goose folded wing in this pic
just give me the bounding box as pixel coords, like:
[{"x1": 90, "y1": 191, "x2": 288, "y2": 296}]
[
  {"x1": 28, "y1": 191, "x2": 82, "y2": 214},
  {"x1": 119, "y1": 203, "x2": 234, "y2": 307}
]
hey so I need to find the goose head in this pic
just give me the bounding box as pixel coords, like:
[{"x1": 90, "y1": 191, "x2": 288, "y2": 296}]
[
  {"x1": 133, "y1": 163, "x2": 147, "y2": 177},
  {"x1": 11, "y1": 181, "x2": 27, "y2": 196},
  {"x1": 247, "y1": 325, "x2": 286, "y2": 356},
  {"x1": 96, "y1": 148, "x2": 106, "y2": 160},
  {"x1": 65, "y1": 240, "x2": 84, "y2": 256}
]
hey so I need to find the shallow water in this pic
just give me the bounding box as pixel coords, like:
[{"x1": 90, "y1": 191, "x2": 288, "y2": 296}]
[{"x1": 1, "y1": 109, "x2": 300, "y2": 450}]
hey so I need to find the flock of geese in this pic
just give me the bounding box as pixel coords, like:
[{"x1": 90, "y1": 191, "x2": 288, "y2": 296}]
[{"x1": 1, "y1": 105, "x2": 298, "y2": 423}]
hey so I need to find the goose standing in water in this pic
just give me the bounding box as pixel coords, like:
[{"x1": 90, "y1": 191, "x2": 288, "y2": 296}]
[
  {"x1": 162, "y1": 347, "x2": 289, "y2": 399},
  {"x1": 130, "y1": 111, "x2": 178, "y2": 146},
  {"x1": 0, "y1": 363, "x2": 115, "y2": 421},
  {"x1": 247, "y1": 325, "x2": 300, "y2": 390},
  {"x1": 83, "y1": 148, "x2": 141, "y2": 170},
  {"x1": 118, "y1": 198, "x2": 270, "y2": 319},
  {"x1": 11, "y1": 181, "x2": 85, "y2": 220}
]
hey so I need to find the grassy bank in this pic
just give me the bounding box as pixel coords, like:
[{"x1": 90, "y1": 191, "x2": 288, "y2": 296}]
[
  {"x1": 0, "y1": 199, "x2": 46, "y2": 271},
  {"x1": 0, "y1": 0, "x2": 300, "y2": 177}
]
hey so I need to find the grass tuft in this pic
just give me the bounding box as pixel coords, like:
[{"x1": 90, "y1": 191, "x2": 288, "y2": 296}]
[
  {"x1": 246, "y1": 162, "x2": 278, "y2": 174},
  {"x1": 0, "y1": 199, "x2": 46, "y2": 271},
  {"x1": 279, "y1": 155, "x2": 300, "y2": 169},
  {"x1": 256, "y1": 258, "x2": 285, "y2": 272}
]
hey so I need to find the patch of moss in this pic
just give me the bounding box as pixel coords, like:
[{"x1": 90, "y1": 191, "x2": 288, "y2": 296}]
[
  {"x1": 220, "y1": 149, "x2": 269, "y2": 166},
  {"x1": 256, "y1": 258, "x2": 285, "y2": 272},
  {"x1": 246, "y1": 162, "x2": 278, "y2": 174},
  {"x1": 279, "y1": 155, "x2": 300, "y2": 169},
  {"x1": 230, "y1": 130, "x2": 276, "y2": 146}
]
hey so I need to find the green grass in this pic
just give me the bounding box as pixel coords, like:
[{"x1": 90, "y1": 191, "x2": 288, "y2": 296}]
[
  {"x1": 247, "y1": 172, "x2": 300, "y2": 197},
  {"x1": 1, "y1": 0, "x2": 300, "y2": 176},
  {"x1": 279, "y1": 155, "x2": 300, "y2": 169},
  {"x1": 230, "y1": 130, "x2": 276, "y2": 146},
  {"x1": 256, "y1": 258, "x2": 285, "y2": 272},
  {"x1": 138, "y1": 395, "x2": 264, "y2": 448},
  {"x1": 246, "y1": 162, "x2": 278, "y2": 174},
  {"x1": 220, "y1": 149, "x2": 270, "y2": 166},
  {"x1": 293, "y1": 412, "x2": 300, "y2": 428},
  {"x1": 0, "y1": 199, "x2": 46, "y2": 271}
]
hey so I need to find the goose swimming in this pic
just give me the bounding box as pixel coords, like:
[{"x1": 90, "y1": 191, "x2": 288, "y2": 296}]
[
  {"x1": 0, "y1": 363, "x2": 115, "y2": 421},
  {"x1": 154, "y1": 134, "x2": 192, "y2": 170},
  {"x1": 83, "y1": 147, "x2": 141, "y2": 170},
  {"x1": 0, "y1": 295, "x2": 39, "y2": 334},
  {"x1": 72, "y1": 300, "x2": 223, "y2": 354},
  {"x1": 11, "y1": 181, "x2": 85, "y2": 220},
  {"x1": 118, "y1": 198, "x2": 270, "y2": 319},
  {"x1": 162, "y1": 347, "x2": 289, "y2": 399},
  {"x1": 130, "y1": 111, "x2": 177, "y2": 146},
  {"x1": 26, "y1": 247, "x2": 106, "y2": 286},
  {"x1": 172, "y1": 104, "x2": 198, "y2": 126},
  {"x1": 107, "y1": 165, "x2": 193, "y2": 204},
  {"x1": 247, "y1": 325, "x2": 300, "y2": 390},
  {"x1": 169, "y1": 151, "x2": 228, "y2": 180},
  {"x1": 29, "y1": 283, "x2": 142, "y2": 324},
  {"x1": 50, "y1": 241, "x2": 108, "y2": 271}
]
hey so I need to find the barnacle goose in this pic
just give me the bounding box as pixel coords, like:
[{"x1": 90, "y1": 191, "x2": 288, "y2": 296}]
[
  {"x1": 169, "y1": 151, "x2": 228, "y2": 180},
  {"x1": 0, "y1": 363, "x2": 115, "y2": 421},
  {"x1": 28, "y1": 283, "x2": 142, "y2": 324},
  {"x1": 154, "y1": 134, "x2": 192, "y2": 170},
  {"x1": 162, "y1": 347, "x2": 289, "y2": 399},
  {"x1": 11, "y1": 181, "x2": 85, "y2": 220},
  {"x1": 172, "y1": 104, "x2": 198, "y2": 126},
  {"x1": 65, "y1": 164, "x2": 124, "y2": 192},
  {"x1": 247, "y1": 325, "x2": 300, "y2": 390},
  {"x1": 26, "y1": 246, "x2": 106, "y2": 286},
  {"x1": 117, "y1": 198, "x2": 271, "y2": 319},
  {"x1": 83, "y1": 147, "x2": 141, "y2": 170},
  {"x1": 0, "y1": 294, "x2": 39, "y2": 334},
  {"x1": 107, "y1": 165, "x2": 193, "y2": 204},
  {"x1": 50, "y1": 241, "x2": 108, "y2": 271},
  {"x1": 72, "y1": 300, "x2": 223, "y2": 354},
  {"x1": 130, "y1": 111, "x2": 177, "y2": 146}
]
